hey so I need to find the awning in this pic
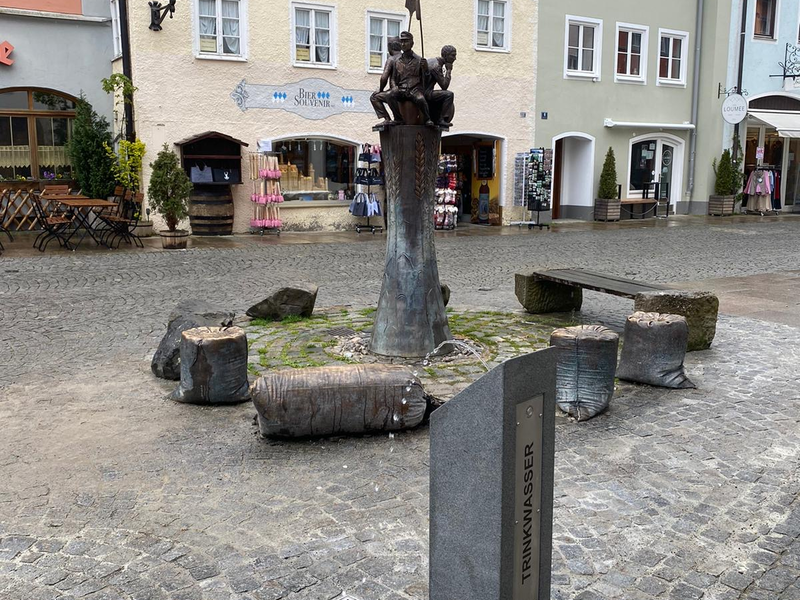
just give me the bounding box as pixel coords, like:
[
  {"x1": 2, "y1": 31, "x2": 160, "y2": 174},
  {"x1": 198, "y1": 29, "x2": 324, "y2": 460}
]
[
  {"x1": 749, "y1": 110, "x2": 800, "y2": 138},
  {"x1": 603, "y1": 118, "x2": 695, "y2": 130}
]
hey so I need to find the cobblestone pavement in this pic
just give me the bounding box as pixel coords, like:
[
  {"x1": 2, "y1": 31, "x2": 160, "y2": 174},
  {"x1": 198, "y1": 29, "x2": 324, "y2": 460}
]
[{"x1": 1, "y1": 219, "x2": 800, "y2": 599}]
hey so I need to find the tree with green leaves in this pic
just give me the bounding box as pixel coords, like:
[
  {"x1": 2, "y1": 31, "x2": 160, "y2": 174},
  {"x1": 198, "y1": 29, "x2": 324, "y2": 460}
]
[
  {"x1": 101, "y1": 73, "x2": 137, "y2": 141},
  {"x1": 598, "y1": 147, "x2": 619, "y2": 200},
  {"x1": 104, "y1": 139, "x2": 147, "y2": 191},
  {"x1": 148, "y1": 144, "x2": 192, "y2": 232},
  {"x1": 66, "y1": 96, "x2": 115, "y2": 199}
]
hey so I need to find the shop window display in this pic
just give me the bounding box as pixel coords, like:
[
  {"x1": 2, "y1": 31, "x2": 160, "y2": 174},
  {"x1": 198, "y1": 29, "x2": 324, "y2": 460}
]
[{"x1": 276, "y1": 138, "x2": 355, "y2": 201}]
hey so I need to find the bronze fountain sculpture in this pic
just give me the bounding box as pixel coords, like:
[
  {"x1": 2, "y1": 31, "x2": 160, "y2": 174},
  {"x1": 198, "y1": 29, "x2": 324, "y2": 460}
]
[{"x1": 369, "y1": 25, "x2": 457, "y2": 358}]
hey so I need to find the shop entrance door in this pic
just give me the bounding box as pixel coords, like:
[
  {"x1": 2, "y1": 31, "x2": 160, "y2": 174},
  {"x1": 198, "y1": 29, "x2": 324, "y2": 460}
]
[
  {"x1": 744, "y1": 123, "x2": 791, "y2": 211},
  {"x1": 629, "y1": 136, "x2": 682, "y2": 206}
]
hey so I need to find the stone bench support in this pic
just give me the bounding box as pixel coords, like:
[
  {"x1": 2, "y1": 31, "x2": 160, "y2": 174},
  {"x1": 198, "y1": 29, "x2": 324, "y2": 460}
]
[
  {"x1": 515, "y1": 273, "x2": 583, "y2": 314},
  {"x1": 634, "y1": 290, "x2": 719, "y2": 351}
]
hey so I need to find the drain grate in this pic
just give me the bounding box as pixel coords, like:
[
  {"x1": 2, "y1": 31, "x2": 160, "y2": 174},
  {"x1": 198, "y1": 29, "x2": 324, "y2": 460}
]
[{"x1": 326, "y1": 327, "x2": 357, "y2": 338}]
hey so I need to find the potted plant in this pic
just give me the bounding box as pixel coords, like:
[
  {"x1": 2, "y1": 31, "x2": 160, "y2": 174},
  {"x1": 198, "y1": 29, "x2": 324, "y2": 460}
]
[
  {"x1": 709, "y1": 149, "x2": 738, "y2": 216},
  {"x1": 594, "y1": 147, "x2": 620, "y2": 221},
  {"x1": 148, "y1": 144, "x2": 192, "y2": 249}
]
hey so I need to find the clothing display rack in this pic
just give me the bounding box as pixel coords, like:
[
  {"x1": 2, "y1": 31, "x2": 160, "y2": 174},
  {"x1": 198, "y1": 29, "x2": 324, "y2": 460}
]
[
  {"x1": 351, "y1": 143, "x2": 384, "y2": 234},
  {"x1": 435, "y1": 154, "x2": 459, "y2": 230},
  {"x1": 249, "y1": 152, "x2": 283, "y2": 236},
  {"x1": 511, "y1": 147, "x2": 552, "y2": 230},
  {"x1": 743, "y1": 165, "x2": 780, "y2": 216}
]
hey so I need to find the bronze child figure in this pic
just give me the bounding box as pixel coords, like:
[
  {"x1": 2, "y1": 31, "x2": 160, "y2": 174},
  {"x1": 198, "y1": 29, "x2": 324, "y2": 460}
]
[
  {"x1": 370, "y1": 36, "x2": 402, "y2": 123},
  {"x1": 425, "y1": 45, "x2": 457, "y2": 128}
]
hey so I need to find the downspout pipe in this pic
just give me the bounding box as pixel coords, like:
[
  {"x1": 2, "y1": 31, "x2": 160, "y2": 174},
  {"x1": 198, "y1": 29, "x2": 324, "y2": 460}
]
[
  {"x1": 686, "y1": 0, "x2": 705, "y2": 210},
  {"x1": 733, "y1": 0, "x2": 748, "y2": 159},
  {"x1": 118, "y1": 0, "x2": 135, "y2": 141}
]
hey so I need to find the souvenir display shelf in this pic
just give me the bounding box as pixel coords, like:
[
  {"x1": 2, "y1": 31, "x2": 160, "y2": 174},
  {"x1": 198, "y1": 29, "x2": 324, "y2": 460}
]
[
  {"x1": 249, "y1": 152, "x2": 283, "y2": 236},
  {"x1": 435, "y1": 154, "x2": 460, "y2": 230},
  {"x1": 510, "y1": 147, "x2": 552, "y2": 230}
]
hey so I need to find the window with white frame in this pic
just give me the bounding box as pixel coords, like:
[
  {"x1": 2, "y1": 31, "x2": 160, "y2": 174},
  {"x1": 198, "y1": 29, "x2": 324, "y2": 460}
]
[
  {"x1": 110, "y1": 0, "x2": 122, "y2": 58},
  {"x1": 658, "y1": 29, "x2": 688, "y2": 85},
  {"x1": 293, "y1": 3, "x2": 335, "y2": 67},
  {"x1": 197, "y1": 0, "x2": 244, "y2": 56},
  {"x1": 616, "y1": 24, "x2": 647, "y2": 83},
  {"x1": 476, "y1": 0, "x2": 509, "y2": 51},
  {"x1": 368, "y1": 12, "x2": 403, "y2": 72},
  {"x1": 754, "y1": 0, "x2": 777, "y2": 38},
  {"x1": 564, "y1": 16, "x2": 602, "y2": 79}
]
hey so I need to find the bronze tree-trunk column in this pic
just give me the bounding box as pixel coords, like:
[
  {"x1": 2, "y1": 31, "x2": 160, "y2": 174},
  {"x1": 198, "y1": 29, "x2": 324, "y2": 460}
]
[{"x1": 370, "y1": 124, "x2": 452, "y2": 358}]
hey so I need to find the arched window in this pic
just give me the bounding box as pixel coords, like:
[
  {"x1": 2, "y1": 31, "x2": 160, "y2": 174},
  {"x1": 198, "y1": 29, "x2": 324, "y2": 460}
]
[{"x1": 0, "y1": 88, "x2": 77, "y2": 183}]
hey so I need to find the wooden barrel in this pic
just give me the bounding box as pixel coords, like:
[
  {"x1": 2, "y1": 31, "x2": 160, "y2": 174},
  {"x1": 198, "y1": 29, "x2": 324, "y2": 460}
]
[{"x1": 189, "y1": 185, "x2": 234, "y2": 236}]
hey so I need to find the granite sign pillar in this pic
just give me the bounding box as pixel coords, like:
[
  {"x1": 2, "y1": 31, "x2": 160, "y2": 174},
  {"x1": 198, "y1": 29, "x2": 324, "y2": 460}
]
[{"x1": 430, "y1": 348, "x2": 556, "y2": 600}]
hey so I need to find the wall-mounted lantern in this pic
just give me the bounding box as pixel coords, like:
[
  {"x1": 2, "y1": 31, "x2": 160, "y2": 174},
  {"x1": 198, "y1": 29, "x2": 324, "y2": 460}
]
[{"x1": 149, "y1": 0, "x2": 176, "y2": 31}]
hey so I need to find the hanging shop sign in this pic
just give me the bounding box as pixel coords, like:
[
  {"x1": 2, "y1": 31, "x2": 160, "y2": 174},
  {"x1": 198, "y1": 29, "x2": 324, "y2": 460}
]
[
  {"x1": 230, "y1": 78, "x2": 374, "y2": 120},
  {"x1": 721, "y1": 93, "x2": 748, "y2": 125},
  {"x1": 0, "y1": 41, "x2": 14, "y2": 66}
]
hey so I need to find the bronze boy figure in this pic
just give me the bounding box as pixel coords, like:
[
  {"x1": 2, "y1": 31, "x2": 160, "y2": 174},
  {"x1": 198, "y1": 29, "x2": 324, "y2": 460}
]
[
  {"x1": 425, "y1": 45, "x2": 457, "y2": 128},
  {"x1": 370, "y1": 36, "x2": 402, "y2": 124},
  {"x1": 371, "y1": 31, "x2": 433, "y2": 127}
]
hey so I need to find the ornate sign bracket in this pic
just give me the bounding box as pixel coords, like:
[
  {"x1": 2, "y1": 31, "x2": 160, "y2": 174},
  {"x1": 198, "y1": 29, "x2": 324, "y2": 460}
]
[
  {"x1": 717, "y1": 84, "x2": 748, "y2": 98},
  {"x1": 771, "y1": 43, "x2": 800, "y2": 79}
]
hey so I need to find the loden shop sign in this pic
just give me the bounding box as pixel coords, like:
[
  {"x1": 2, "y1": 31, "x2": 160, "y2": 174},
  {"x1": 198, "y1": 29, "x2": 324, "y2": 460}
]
[{"x1": 230, "y1": 77, "x2": 374, "y2": 120}]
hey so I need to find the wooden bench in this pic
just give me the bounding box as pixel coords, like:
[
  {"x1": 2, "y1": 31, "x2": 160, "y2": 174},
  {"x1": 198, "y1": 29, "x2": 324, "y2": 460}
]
[
  {"x1": 620, "y1": 198, "x2": 669, "y2": 219},
  {"x1": 515, "y1": 268, "x2": 670, "y2": 313}
]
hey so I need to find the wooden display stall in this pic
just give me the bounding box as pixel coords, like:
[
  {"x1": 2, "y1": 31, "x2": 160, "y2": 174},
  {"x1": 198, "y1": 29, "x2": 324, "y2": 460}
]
[{"x1": 176, "y1": 132, "x2": 248, "y2": 236}]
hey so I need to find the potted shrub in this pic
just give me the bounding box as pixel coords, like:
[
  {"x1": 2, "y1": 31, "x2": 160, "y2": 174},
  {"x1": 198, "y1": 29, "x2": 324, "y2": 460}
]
[
  {"x1": 709, "y1": 149, "x2": 738, "y2": 216},
  {"x1": 148, "y1": 144, "x2": 192, "y2": 249},
  {"x1": 594, "y1": 147, "x2": 620, "y2": 221}
]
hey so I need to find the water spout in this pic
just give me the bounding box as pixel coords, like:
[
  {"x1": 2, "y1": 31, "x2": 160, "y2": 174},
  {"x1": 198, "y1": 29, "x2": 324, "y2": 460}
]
[{"x1": 424, "y1": 339, "x2": 490, "y2": 372}]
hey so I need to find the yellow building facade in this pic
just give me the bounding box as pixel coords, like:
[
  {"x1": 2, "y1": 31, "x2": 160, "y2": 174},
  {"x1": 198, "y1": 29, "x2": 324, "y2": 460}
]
[{"x1": 125, "y1": 0, "x2": 537, "y2": 232}]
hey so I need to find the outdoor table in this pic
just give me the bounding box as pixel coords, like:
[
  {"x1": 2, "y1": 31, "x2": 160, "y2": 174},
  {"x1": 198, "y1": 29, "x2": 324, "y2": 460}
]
[{"x1": 50, "y1": 196, "x2": 118, "y2": 249}]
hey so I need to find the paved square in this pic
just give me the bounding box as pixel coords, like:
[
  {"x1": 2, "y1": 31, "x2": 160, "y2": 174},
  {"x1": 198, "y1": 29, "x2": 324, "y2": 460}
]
[{"x1": 1, "y1": 218, "x2": 800, "y2": 599}]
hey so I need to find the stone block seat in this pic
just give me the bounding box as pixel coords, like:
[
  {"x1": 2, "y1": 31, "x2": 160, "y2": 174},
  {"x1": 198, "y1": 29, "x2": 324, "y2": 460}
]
[
  {"x1": 550, "y1": 325, "x2": 619, "y2": 421},
  {"x1": 617, "y1": 312, "x2": 696, "y2": 389}
]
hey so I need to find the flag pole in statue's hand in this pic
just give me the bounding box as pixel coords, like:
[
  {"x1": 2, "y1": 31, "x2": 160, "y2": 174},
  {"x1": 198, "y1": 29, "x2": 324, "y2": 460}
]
[{"x1": 406, "y1": 0, "x2": 424, "y2": 57}]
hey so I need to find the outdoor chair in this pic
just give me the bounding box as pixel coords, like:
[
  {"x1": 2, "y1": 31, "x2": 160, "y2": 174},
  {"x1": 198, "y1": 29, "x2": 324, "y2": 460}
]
[
  {"x1": 99, "y1": 189, "x2": 133, "y2": 247},
  {"x1": 97, "y1": 186, "x2": 126, "y2": 242},
  {"x1": 0, "y1": 189, "x2": 13, "y2": 254},
  {"x1": 40, "y1": 184, "x2": 71, "y2": 197},
  {"x1": 32, "y1": 193, "x2": 73, "y2": 252},
  {"x1": 105, "y1": 191, "x2": 144, "y2": 248}
]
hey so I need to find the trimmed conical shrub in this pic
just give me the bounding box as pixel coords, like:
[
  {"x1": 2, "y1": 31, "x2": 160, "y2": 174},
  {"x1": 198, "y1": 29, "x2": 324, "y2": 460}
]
[
  {"x1": 713, "y1": 149, "x2": 737, "y2": 196},
  {"x1": 598, "y1": 147, "x2": 618, "y2": 200}
]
